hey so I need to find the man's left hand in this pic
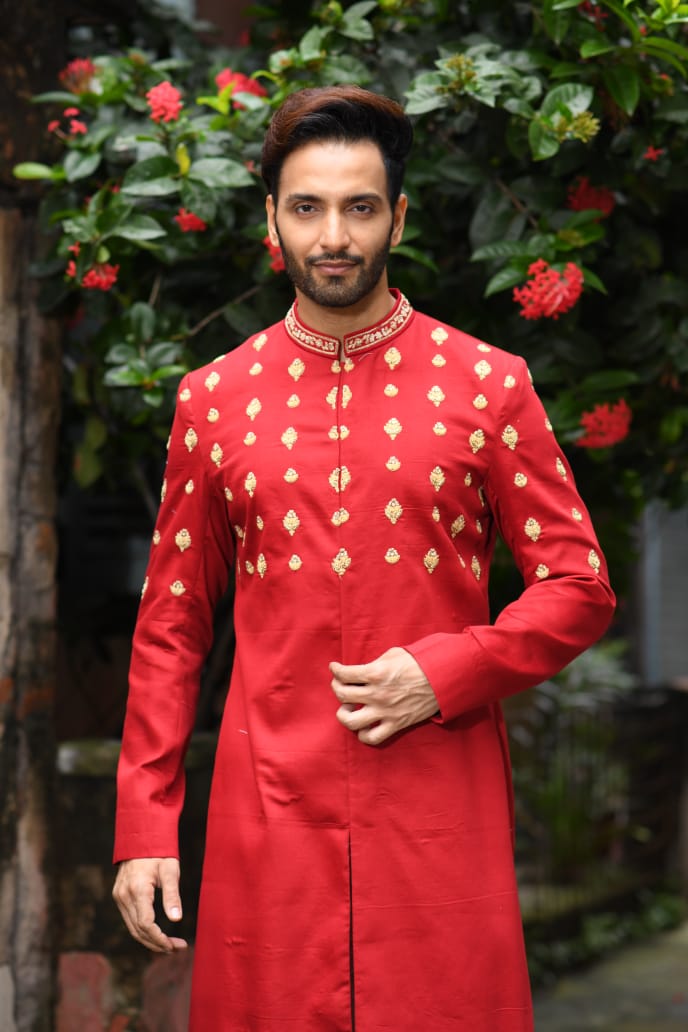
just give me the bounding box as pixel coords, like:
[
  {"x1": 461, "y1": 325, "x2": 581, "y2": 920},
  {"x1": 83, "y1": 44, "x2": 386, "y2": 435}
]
[{"x1": 330, "y1": 647, "x2": 439, "y2": 746}]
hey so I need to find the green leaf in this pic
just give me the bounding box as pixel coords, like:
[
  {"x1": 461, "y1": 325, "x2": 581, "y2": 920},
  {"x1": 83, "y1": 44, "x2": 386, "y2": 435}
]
[
  {"x1": 180, "y1": 179, "x2": 217, "y2": 222},
  {"x1": 528, "y1": 120, "x2": 560, "y2": 160},
  {"x1": 542, "y1": 3, "x2": 571, "y2": 43},
  {"x1": 149, "y1": 363, "x2": 187, "y2": 381},
  {"x1": 541, "y1": 82, "x2": 594, "y2": 118},
  {"x1": 581, "y1": 266, "x2": 608, "y2": 293},
  {"x1": 62, "y1": 215, "x2": 97, "y2": 241},
  {"x1": 147, "y1": 341, "x2": 183, "y2": 366},
  {"x1": 223, "y1": 301, "x2": 265, "y2": 338},
  {"x1": 105, "y1": 343, "x2": 138, "y2": 364},
  {"x1": 121, "y1": 156, "x2": 179, "y2": 196},
  {"x1": 580, "y1": 38, "x2": 616, "y2": 58},
  {"x1": 13, "y1": 161, "x2": 63, "y2": 181},
  {"x1": 602, "y1": 65, "x2": 640, "y2": 116},
  {"x1": 299, "y1": 26, "x2": 330, "y2": 61},
  {"x1": 578, "y1": 370, "x2": 639, "y2": 391},
  {"x1": 471, "y1": 241, "x2": 532, "y2": 261},
  {"x1": 108, "y1": 215, "x2": 167, "y2": 242},
  {"x1": 389, "y1": 244, "x2": 439, "y2": 272},
  {"x1": 130, "y1": 302, "x2": 156, "y2": 344},
  {"x1": 551, "y1": 0, "x2": 581, "y2": 8},
  {"x1": 103, "y1": 367, "x2": 146, "y2": 387},
  {"x1": 339, "y1": 16, "x2": 375, "y2": 42},
  {"x1": 188, "y1": 157, "x2": 253, "y2": 188},
  {"x1": 484, "y1": 265, "x2": 527, "y2": 297},
  {"x1": 31, "y1": 90, "x2": 84, "y2": 104},
  {"x1": 63, "y1": 150, "x2": 102, "y2": 182}
]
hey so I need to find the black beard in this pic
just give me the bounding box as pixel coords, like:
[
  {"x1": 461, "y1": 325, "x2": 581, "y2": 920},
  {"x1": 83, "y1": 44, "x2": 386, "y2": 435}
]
[{"x1": 275, "y1": 226, "x2": 392, "y2": 309}]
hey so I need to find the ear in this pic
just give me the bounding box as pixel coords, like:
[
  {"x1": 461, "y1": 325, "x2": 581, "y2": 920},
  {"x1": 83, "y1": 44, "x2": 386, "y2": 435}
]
[
  {"x1": 391, "y1": 193, "x2": 408, "y2": 248},
  {"x1": 265, "y1": 195, "x2": 280, "y2": 247}
]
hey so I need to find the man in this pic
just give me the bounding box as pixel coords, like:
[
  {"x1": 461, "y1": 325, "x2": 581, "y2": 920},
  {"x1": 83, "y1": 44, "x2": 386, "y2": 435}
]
[{"x1": 113, "y1": 85, "x2": 615, "y2": 1030}]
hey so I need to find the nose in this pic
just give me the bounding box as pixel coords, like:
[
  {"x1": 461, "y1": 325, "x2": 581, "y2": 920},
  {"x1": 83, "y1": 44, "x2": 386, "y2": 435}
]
[{"x1": 319, "y1": 210, "x2": 351, "y2": 253}]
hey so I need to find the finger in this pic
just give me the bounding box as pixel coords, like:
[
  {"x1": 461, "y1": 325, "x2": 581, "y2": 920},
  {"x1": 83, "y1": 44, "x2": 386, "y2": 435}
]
[
  {"x1": 159, "y1": 858, "x2": 183, "y2": 922},
  {"x1": 329, "y1": 660, "x2": 373, "y2": 685},
  {"x1": 336, "y1": 703, "x2": 379, "y2": 732},
  {"x1": 330, "y1": 679, "x2": 370, "y2": 705},
  {"x1": 358, "y1": 721, "x2": 395, "y2": 746}
]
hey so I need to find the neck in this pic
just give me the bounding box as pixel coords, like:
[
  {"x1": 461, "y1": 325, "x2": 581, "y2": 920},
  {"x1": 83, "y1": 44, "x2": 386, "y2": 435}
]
[{"x1": 294, "y1": 277, "x2": 395, "y2": 342}]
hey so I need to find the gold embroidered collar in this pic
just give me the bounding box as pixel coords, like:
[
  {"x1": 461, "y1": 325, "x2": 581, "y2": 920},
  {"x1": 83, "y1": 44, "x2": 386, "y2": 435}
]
[{"x1": 284, "y1": 289, "x2": 414, "y2": 358}]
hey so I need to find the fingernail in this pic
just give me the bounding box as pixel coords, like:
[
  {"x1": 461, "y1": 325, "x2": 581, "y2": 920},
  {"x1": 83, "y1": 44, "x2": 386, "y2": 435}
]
[{"x1": 170, "y1": 907, "x2": 181, "y2": 920}]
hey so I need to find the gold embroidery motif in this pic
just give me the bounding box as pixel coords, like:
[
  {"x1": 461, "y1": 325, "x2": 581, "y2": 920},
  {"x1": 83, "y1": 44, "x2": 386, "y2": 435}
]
[
  {"x1": 424, "y1": 549, "x2": 439, "y2": 574},
  {"x1": 384, "y1": 346, "x2": 401, "y2": 370},
  {"x1": 386, "y1": 456, "x2": 401, "y2": 472},
  {"x1": 288, "y1": 554, "x2": 302, "y2": 571},
  {"x1": 476, "y1": 519, "x2": 483, "y2": 534},
  {"x1": 474, "y1": 360, "x2": 492, "y2": 380},
  {"x1": 384, "y1": 417, "x2": 402, "y2": 440},
  {"x1": 287, "y1": 394, "x2": 300, "y2": 409},
  {"x1": 161, "y1": 479, "x2": 167, "y2": 502},
  {"x1": 211, "y1": 443, "x2": 223, "y2": 467},
  {"x1": 458, "y1": 555, "x2": 466, "y2": 569},
  {"x1": 245, "y1": 472, "x2": 257, "y2": 497},
  {"x1": 431, "y1": 327, "x2": 448, "y2": 344},
  {"x1": 432, "y1": 354, "x2": 447, "y2": 368},
  {"x1": 141, "y1": 576, "x2": 149, "y2": 598},
  {"x1": 341, "y1": 384, "x2": 353, "y2": 408},
  {"x1": 283, "y1": 510, "x2": 300, "y2": 536},
  {"x1": 501, "y1": 425, "x2": 519, "y2": 450},
  {"x1": 473, "y1": 394, "x2": 488, "y2": 410},
  {"x1": 234, "y1": 525, "x2": 245, "y2": 541},
  {"x1": 430, "y1": 466, "x2": 446, "y2": 491},
  {"x1": 153, "y1": 530, "x2": 161, "y2": 545},
  {"x1": 249, "y1": 362, "x2": 263, "y2": 376},
  {"x1": 281, "y1": 427, "x2": 298, "y2": 450},
  {"x1": 464, "y1": 473, "x2": 472, "y2": 486},
  {"x1": 471, "y1": 556, "x2": 481, "y2": 580},
  {"x1": 433, "y1": 422, "x2": 447, "y2": 436},
  {"x1": 451, "y1": 515, "x2": 466, "y2": 537},
  {"x1": 470, "y1": 429, "x2": 486, "y2": 454},
  {"x1": 288, "y1": 357, "x2": 306, "y2": 382},
  {"x1": 514, "y1": 473, "x2": 528, "y2": 488},
  {"x1": 331, "y1": 359, "x2": 341, "y2": 374},
  {"x1": 207, "y1": 408, "x2": 219, "y2": 423},
  {"x1": 175, "y1": 528, "x2": 191, "y2": 552},
  {"x1": 427, "y1": 385, "x2": 445, "y2": 407},
  {"x1": 478, "y1": 486, "x2": 486, "y2": 508},
  {"x1": 572, "y1": 508, "x2": 583, "y2": 522},
  {"x1": 385, "y1": 498, "x2": 403, "y2": 525},
  {"x1": 340, "y1": 425, "x2": 350, "y2": 440},
  {"x1": 205, "y1": 371, "x2": 220, "y2": 391},
  {"x1": 246, "y1": 398, "x2": 262, "y2": 421},
  {"x1": 179, "y1": 387, "x2": 191, "y2": 402},
  {"x1": 184, "y1": 428, "x2": 198, "y2": 452},
  {"x1": 556, "y1": 457, "x2": 567, "y2": 479},
  {"x1": 385, "y1": 548, "x2": 400, "y2": 565},
  {"x1": 527, "y1": 367, "x2": 534, "y2": 384},
  {"x1": 328, "y1": 466, "x2": 351, "y2": 492},
  {"x1": 328, "y1": 425, "x2": 351, "y2": 441},
  {"x1": 284, "y1": 468, "x2": 298, "y2": 484},
  {"x1": 477, "y1": 343, "x2": 492, "y2": 353},
  {"x1": 535, "y1": 564, "x2": 550, "y2": 580},
  {"x1": 224, "y1": 486, "x2": 233, "y2": 501},
  {"x1": 545, "y1": 417, "x2": 553, "y2": 431},
  {"x1": 170, "y1": 580, "x2": 186, "y2": 596},
  {"x1": 166, "y1": 435, "x2": 171, "y2": 451},
  {"x1": 384, "y1": 384, "x2": 398, "y2": 398},
  {"x1": 332, "y1": 548, "x2": 351, "y2": 576},
  {"x1": 524, "y1": 517, "x2": 541, "y2": 542},
  {"x1": 257, "y1": 554, "x2": 267, "y2": 579},
  {"x1": 245, "y1": 560, "x2": 255, "y2": 575},
  {"x1": 212, "y1": 353, "x2": 226, "y2": 362},
  {"x1": 244, "y1": 432, "x2": 257, "y2": 446},
  {"x1": 588, "y1": 549, "x2": 601, "y2": 574},
  {"x1": 332, "y1": 508, "x2": 349, "y2": 527},
  {"x1": 252, "y1": 333, "x2": 267, "y2": 351},
  {"x1": 326, "y1": 386, "x2": 338, "y2": 409},
  {"x1": 256, "y1": 516, "x2": 264, "y2": 530},
  {"x1": 343, "y1": 357, "x2": 355, "y2": 372},
  {"x1": 432, "y1": 506, "x2": 441, "y2": 522},
  {"x1": 504, "y1": 375, "x2": 516, "y2": 388}
]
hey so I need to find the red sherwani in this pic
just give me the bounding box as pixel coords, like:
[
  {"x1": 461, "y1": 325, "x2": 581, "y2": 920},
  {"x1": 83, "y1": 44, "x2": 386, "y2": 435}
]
[{"x1": 115, "y1": 290, "x2": 615, "y2": 1031}]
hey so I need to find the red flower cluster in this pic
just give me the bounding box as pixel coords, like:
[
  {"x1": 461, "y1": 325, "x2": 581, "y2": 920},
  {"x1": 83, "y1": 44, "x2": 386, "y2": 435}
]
[
  {"x1": 513, "y1": 259, "x2": 584, "y2": 320},
  {"x1": 576, "y1": 399, "x2": 632, "y2": 448},
  {"x1": 66, "y1": 246, "x2": 119, "y2": 291},
  {"x1": 59, "y1": 58, "x2": 97, "y2": 94},
  {"x1": 47, "y1": 107, "x2": 88, "y2": 138},
  {"x1": 175, "y1": 208, "x2": 207, "y2": 232},
  {"x1": 263, "y1": 235, "x2": 285, "y2": 273},
  {"x1": 567, "y1": 176, "x2": 615, "y2": 218},
  {"x1": 578, "y1": 2, "x2": 608, "y2": 30},
  {"x1": 643, "y1": 145, "x2": 664, "y2": 162},
  {"x1": 215, "y1": 68, "x2": 267, "y2": 109},
  {"x1": 146, "y1": 81, "x2": 183, "y2": 124}
]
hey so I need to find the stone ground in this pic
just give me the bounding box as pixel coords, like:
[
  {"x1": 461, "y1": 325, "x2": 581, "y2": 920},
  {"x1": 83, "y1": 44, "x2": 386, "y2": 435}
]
[{"x1": 532, "y1": 921, "x2": 688, "y2": 1031}]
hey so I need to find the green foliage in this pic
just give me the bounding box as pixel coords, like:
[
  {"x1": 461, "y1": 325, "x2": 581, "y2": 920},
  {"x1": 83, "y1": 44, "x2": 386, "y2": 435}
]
[{"x1": 14, "y1": 0, "x2": 688, "y2": 562}]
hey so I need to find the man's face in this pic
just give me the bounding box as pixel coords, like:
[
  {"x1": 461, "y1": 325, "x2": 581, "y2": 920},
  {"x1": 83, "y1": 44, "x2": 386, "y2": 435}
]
[{"x1": 266, "y1": 140, "x2": 407, "y2": 310}]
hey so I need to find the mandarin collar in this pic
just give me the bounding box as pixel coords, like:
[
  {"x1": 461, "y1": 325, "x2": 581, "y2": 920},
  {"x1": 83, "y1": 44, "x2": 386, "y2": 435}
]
[{"x1": 284, "y1": 289, "x2": 414, "y2": 358}]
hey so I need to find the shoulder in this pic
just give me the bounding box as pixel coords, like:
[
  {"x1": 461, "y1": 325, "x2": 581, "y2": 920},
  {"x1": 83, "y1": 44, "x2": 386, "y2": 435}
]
[
  {"x1": 182, "y1": 317, "x2": 287, "y2": 398},
  {"x1": 411, "y1": 308, "x2": 530, "y2": 380}
]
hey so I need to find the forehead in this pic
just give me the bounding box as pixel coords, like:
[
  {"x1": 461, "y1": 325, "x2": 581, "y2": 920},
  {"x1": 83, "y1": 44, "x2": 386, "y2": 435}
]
[{"x1": 277, "y1": 139, "x2": 388, "y2": 200}]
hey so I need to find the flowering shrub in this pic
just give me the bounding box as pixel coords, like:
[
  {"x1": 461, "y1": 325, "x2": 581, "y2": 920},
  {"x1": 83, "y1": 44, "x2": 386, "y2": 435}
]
[{"x1": 11, "y1": 0, "x2": 688, "y2": 561}]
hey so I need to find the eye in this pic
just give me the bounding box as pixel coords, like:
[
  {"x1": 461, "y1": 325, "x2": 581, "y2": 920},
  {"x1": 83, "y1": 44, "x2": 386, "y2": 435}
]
[
  {"x1": 294, "y1": 203, "x2": 317, "y2": 215},
  {"x1": 350, "y1": 203, "x2": 374, "y2": 215}
]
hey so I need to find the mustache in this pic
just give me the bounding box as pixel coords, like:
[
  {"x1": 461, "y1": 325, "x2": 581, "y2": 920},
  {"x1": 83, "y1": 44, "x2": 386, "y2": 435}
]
[{"x1": 307, "y1": 253, "x2": 364, "y2": 267}]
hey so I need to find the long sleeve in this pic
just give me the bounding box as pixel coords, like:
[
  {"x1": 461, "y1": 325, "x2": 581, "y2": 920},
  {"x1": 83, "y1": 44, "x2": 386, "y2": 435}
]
[
  {"x1": 114, "y1": 372, "x2": 234, "y2": 861},
  {"x1": 405, "y1": 357, "x2": 615, "y2": 722}
]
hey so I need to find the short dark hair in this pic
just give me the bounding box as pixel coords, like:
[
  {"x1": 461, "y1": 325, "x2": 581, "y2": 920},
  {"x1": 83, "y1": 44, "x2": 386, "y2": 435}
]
[{"x1": 261, "y1": 84, "x2": 413, "y2": 207}]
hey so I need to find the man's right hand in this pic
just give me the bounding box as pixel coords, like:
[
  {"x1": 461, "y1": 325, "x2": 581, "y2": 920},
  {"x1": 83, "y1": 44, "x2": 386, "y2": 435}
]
[{"x1": 113, "y1": 857, "x2": 188, "y2": 953}]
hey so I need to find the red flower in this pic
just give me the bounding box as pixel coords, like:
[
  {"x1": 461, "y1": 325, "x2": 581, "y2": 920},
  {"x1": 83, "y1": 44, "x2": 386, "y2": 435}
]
[
  {"x1": 567, "y1": 176, "x2": 615, "y2": 218},
  {"x1": 59, "y1": 58, "x2": 97, "y2": 94},
  {"x1": 68, "y1": 242, "x2": 81, "y2": 255},
  {"x1": 263, "y1": 235, "x2": 285, "y2": 273},
  {"x1": 77, "y1": 263, "x2": 120, "y2": 291},
  {"x1": 63, "y1": 107, "x2": 80, "y2": 117},
  {"x1": 175, "y1": 208, "x2": 207, "y2": 232},
  {"x1": 69, "y1": 119, "x2": 88, "y2": 136},
  {"x1": 578, "y1": 2, "x2": 608, "y2": 30},
  {"x1": 513, "y1": 259, "x2": 584, "y2": 320},
  {"x1": 47, "y1": 119, "x2": 60, "y2": 133},
  {"x1": 215, "y1": 68, "x2": 267, "y2": 109},
  {"x1": 576, "y1": 399, "x2": 632, "y2": 448},
  {"x1": 146, "y1": 81, "x2": 183, "y2": 124},
  {"x1": 643, "y1": 145, "x2": 664, "y2": 161},
  {"x1": 65, "y1": 260, "x2": 78, "y2": 279}
]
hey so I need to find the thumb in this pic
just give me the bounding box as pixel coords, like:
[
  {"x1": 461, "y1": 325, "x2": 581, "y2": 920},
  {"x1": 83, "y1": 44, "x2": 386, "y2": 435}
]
[{"x1": 159, "y1": 858, "x2": 183, "y2": 922}]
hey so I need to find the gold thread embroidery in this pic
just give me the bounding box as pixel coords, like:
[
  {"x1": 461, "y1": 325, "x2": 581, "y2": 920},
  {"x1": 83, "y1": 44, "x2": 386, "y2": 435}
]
[
  {"x1": 504, "y1": 375, "x2": 516, "y2": 388},
  {"x1": 433, "y1": 422, "x2": 447, "y2": 436},
  {"x1": 184, "y1": 428, "x2": 198, "y2": 452},
  {"x1": 256, "y1": 516, "x2": 264, "y2": 530},
  {"x1": 588, "y1": 549, "x2": 601, "y2": 574},
  {"x1": 524, "y1": 517, "x2": 541, "y2": 542},
  {"x1": 385, "y1": 548, "x2": 400, "y2": 564},
  {"x1": 424, "y1": 549, "x2": 440, "y2": 574},
  {"x1": 332, "y1": 548, "x2": 351, "y2": 576},
  {"x1": 451, "y1": 515, "x2": 466, "y2": 537},
  {"x1": 341, "y1": 385, "x2": 352, "y2": 408},
  {"x1": 431, "y1": 327, "x2": 448, "y2": 345},
  {"x1": 556, "y1": 457, "x2": 568, "y2": 480},
  {"x1": 386, "y1": 456, "x2": 401, "y2": 472},
  {"x1": 514, "y1": 473, "x2": 528, "y2": 488},
  {"x1": 170, "y1": 580, "x2": 186, "y2": 596},
  {"x1": 166, "y1": 435, "x2": 171, "y2": 451},
  {"x1": 153, "y1": 530, "x2": 161, "y2": 545},
  {"x1": 287, "y1": 394, "x2": 300, "y2": 408},
  {"x1": 384, "y1": 346, "x2": 401, "y2": 370},
  {"x1": 283, "y1": 510, "x2": 300, "y2": 536},
  {"x1": 257, "y1": 554, "x2": 267, "y2": 579},
  {"x1": 161, "y1": 479, "x2": 167, "y2": 502},
  {"x1": 430, "y1": 466, "x2": 446, "y2": 492},
  {"x1": 284, "y1": 468, "x2": 298, "y2": 484},
  {"x1": 432, "y1": 354, "x2": 447, "y2": 368},
  {"x1": 477, "y1": 343, "x2": 492, "y2": 353},
  {"x1": 545, "y1": 417, "x2": 553, "y2": 431},
  {"x1": 245, "y1": 472, "x2": 257, "y2": 497},
  {"x1": 253, "y1": 333, "x2": 267, "y2": 351},
  {"x1": 535, "y1": 564, "x2": 550, "y2": 580},
  {"x1": 328, "y1": 466, "x2": 351, "y2": 491},
  {"x1": 427, "y1": 385, "x2": 445, "y2": 407},
  {"x1": 343, "y1": 357, "x2": 355, "y2": 372},
  {"x1": 211, "y1": 443, "x2": 223, "y2": 467},
  {"x1": 224, "y1": 486, "x2": 233, "y2": 501},
  {"x1": 205, "y1": 371, "x2": 220, "y2": 391},
  {"x1": 179, "y1": 387, "x2": 191, "y2": 402},
  {"x1": 175, "y1": 528, "x2": 191, "y2": 552},
  {"x1": 572, "y1": 508, "x2": 583, "y2": 521},
  {"x1": 501, "y1": 425, "x2": 519, "y2": 450},
  {"x1": 249, "y1": 362, "x2": 263, "y2": 376},
  {"x1": 332, "y1": 508, "x2": 349, "y2": 527},
  {"x1": 328, "y1": 426, "x2": 339, "y2": 441},
  {"x1": 384, "y1": 417, "x2": 402, "y2": 440},
  {"x1": 288, "y1": 554, "x2": 302, "y2": 571},
  {"x1": 385, "y1": 498, "x2": 403, "y2": 525},
  {"x1": 281, "y1": 427, "x2": 298, "y2": 450},
  {"x1": 207, "y1": 408, "x2": 219, "y2": 423},
  {"x1": 473, "y1": 394, "x2": 488, "y2": 410},
  {"x1": 476, "y1": 519, "x2": 483, "y2": 534},
  {"x1": 246, "y1": 398, "x2": 262, "y2": 421},
  {"x1": 234, "y1": 525, "x2": 245, "y2": 541},
  {"x1": 141, "y1": 576, "x2": 149, "y2": 598},
  {"x1": 471, "y1": 556, "x2": 481, "y2": 580},
  {"x1": 384, "y1": 384, "x2": 398, "y2": 398},
  {"x1": 470, "y1": 429, "x2": 486, "y2": 454},
  {"x1": 288, "y1": 357, "x2": 306, "y2": 382},
  {"x1": 245, "y1": 560, "x2": 255, "y2": 576},
  {"x1": 331, "y1": 359, "x2": 341, "y2": 373},
  {"x1": 478, "y1": 486, "x2": 486, "y2": 508},
  {"x1": 432, "y1": 506, "x2": 441, "y2": 523},
  {"x1": 326, "y1": 386, "x2": 338, "y2": 409},
  {"x1": 464, "y1": 473, "x2": 472, "y2": 487},
  {"x1": 474, "y1": 360, "x2": 492, "y2": 380},
  {"x1": 244, "y1": 432, "x2": 257, "y2": 446}
]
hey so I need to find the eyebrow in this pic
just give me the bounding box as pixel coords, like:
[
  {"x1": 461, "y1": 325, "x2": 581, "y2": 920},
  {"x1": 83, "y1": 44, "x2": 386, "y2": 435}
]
[{"x1": 284, "y1": 192, "x2": 385, "y2": 205}]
